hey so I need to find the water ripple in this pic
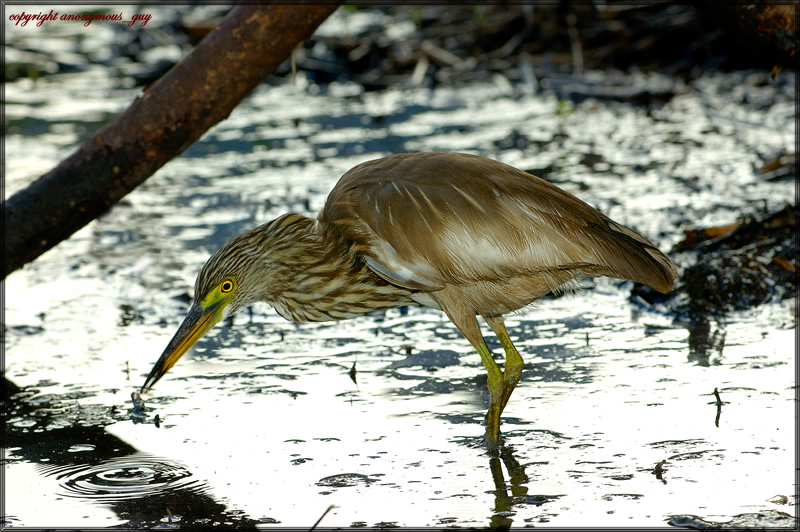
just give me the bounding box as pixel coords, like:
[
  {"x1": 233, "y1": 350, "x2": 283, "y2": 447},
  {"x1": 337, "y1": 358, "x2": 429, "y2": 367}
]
[{"x1": 37, "y1": 453, "x2": 208, "y2": 502}]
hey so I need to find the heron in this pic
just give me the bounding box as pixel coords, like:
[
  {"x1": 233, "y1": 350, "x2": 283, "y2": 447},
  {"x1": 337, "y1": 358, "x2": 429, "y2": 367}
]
[{"x1": 141, "y1": 152, "x2": 677, "y2": 449}]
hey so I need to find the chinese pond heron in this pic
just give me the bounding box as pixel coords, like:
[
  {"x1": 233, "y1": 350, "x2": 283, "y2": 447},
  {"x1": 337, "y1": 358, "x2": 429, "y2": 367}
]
[{"x1": 141, "y1": 152, "x2": 677, "y2": 449}]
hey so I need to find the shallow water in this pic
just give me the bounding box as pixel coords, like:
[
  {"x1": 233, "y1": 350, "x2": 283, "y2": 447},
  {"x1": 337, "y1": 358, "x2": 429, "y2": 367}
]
[{"x1": 3, "y1": 7, "x2": 797, "y2": 529}]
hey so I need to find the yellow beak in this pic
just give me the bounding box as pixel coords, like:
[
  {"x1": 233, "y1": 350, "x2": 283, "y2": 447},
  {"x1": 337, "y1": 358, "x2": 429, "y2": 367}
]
[{"x1": 141, "y1": 299, "x2": 227, "y2": 393}]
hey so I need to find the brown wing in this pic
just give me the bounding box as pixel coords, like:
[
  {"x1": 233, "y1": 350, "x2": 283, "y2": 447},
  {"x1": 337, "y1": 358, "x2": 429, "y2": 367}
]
[{"x1": 319, "y1": 152, "x2": 677, "y2": 294}]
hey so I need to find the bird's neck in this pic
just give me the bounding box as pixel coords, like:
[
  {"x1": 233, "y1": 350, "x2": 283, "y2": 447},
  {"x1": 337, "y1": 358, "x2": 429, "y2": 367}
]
[{"x1": 266, "y1": 214, "x2": 413, "y2": 322}]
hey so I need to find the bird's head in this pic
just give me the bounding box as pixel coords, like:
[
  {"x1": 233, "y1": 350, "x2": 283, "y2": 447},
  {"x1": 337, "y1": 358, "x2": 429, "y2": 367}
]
[{"x1": 140, "y1": 217, "x2": 306, "y2": 393}]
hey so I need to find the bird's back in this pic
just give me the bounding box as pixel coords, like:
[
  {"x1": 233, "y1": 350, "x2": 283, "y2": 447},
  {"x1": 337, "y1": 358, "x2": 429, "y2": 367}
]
[{"x1": 320, "y1": 152, "x2": 676, "y2": 313}]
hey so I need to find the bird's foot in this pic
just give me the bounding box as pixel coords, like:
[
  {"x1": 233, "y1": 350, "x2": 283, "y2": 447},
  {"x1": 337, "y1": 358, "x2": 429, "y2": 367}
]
[
  {"x1": 483, "y1": 407, "x2": 504, "y2": 453},
  {"x1": 483, "y1": 428, "x2": 505, "y2": 454}
]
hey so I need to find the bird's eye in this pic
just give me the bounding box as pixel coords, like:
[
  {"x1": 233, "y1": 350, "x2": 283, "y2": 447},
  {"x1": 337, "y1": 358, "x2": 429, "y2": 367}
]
[{"x1": 220, "y1": 279, "x2": 235, "y2": 293}]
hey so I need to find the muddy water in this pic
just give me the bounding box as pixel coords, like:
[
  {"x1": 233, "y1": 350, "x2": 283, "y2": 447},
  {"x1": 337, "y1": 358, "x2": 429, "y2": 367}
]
[{"x1": 3, "y1": 9, "x2": 796, "y2": 529}]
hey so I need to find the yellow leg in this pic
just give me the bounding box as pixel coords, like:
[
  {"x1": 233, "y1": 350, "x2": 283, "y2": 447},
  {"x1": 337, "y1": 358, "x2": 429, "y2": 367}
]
[
  {"x1": 430, "y1": 290, "x2": 517, "y2": 450},
  {"x1": 485, "y1": 315, "x2": 524, "y2": 420},
  {"x1": 475, "y1": 342, "x2": 504, "y2": 447}
]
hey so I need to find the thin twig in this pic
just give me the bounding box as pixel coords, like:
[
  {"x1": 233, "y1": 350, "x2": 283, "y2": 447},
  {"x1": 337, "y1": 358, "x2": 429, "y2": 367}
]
[{"x1": 309, "y1": 504, "x2": 337, "y2": 531}]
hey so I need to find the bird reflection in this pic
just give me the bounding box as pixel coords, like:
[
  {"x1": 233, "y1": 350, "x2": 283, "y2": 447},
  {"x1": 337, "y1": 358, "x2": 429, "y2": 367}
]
[{"x1": 488, "y1": 445, "x2": 529, "y2": 528}]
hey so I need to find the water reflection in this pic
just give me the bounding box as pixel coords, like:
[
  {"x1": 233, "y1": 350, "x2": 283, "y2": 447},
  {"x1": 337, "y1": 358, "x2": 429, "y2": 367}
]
[
  {"x1": 37, "y1": 453, "x2": 209, "y2": 502},
  {"x1": 686, "y1": 316, "x2": 726, "y2": 366},
  {"x1": 487, "y1": 446, "x2": 528, "y2": 528}
]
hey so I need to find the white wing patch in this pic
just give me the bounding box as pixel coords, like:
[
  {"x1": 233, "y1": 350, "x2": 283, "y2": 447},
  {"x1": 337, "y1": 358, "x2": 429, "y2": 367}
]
[{"x1": 365, "y1": 239, "x2": 444, "y2": 291}]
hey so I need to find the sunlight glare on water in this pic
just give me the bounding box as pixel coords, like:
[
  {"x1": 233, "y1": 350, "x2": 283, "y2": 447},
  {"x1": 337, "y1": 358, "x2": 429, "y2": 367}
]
[{"x1": 4, "y1": 462, "x2": 125, "y2": 527}]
